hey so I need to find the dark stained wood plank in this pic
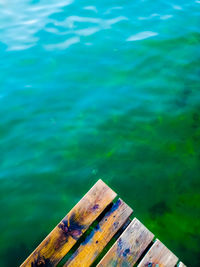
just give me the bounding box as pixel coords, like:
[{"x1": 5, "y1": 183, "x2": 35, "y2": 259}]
[
  {"x1": 64, "y1": 199, "x2": 133, "y2": 267},
  {"x1": 138, "y1": 239, "x2": 178, "y2": 267},
  {"x1": 20, "y1": 179, "x2": 117, "y2": 267},
  {"x1": 97, "y1": 217, "x2": 154, "y2": 267}
]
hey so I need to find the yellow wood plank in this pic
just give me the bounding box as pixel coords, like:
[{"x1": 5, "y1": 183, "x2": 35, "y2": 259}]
[
  {"x1": 64, "y1": 198, "x2": 133, "y2": 267},
  {"x1": 97, "y1": 217, "x2": 154, "y2": 267},
  {"x1": 138, "y1": 239, "x2": 178, "y2": 267},
  {"x1": 20, "y1": 179, "x2": 117, "y2": 267}
]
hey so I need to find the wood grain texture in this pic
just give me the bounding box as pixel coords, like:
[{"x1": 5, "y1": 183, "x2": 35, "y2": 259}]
[
  {"x1": 64, "y1": 199, "x2": 133, "y2": 267},
  {"x1": 178, "y1": 262, "x2": 187, "y2": 267},
  {"x1": 20, "y1": 179, "x2": 117, "y2": 267},
  {"x1": 97, "y1": 217, "x2": 154, "y2": 267},
  {"x1": 138, "y1": 239, "x2": 178, "y2": 267}
]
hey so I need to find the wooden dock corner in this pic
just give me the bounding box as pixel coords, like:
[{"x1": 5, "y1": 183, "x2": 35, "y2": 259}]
[{"x1": 20, "y1": 179, "x2": 186, "y2": 267}]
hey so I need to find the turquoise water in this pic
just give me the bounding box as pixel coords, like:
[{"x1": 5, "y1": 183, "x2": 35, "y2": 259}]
[{"x1": 0, "y1": 0, "x2": 200, "y2": 266}]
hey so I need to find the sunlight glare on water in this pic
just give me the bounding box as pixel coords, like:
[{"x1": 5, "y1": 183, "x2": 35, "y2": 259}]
[{"x1": 0, "y1": 0, "x2": 200, "y2": 266}]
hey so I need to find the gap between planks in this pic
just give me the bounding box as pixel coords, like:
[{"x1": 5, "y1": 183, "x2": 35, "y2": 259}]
[{"x1": 20, "y1": 179, "x2": 117, "y2": 267}]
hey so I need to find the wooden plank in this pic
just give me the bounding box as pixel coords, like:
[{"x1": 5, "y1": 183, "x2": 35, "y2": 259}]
[
  {"x1": 178, "y1": 262, "x2": 187, "y2": 267},
  {"x1": 138, "y1": 239, "x2": 178, "y2": 267},
  {"x1": 20, "y1": 179, "x2": 117, "y2": 267},
  {"x1": 97, "y1": 217, "x2": 154, "y2": 267},
  {"x1": 64, "y1": 199, "x2": 133, "y2": 267}
]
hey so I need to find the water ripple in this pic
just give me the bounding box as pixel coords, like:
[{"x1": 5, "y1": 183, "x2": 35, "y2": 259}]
[
  {"x1": 75, "y1": 27, "x2": 100, "y2": 36},
  {"x1": 0, "y1": 0, "x2": 73, "y2": 50},
  {"x1": 127, "y1": 31, "x2": 158, "y2": 41},
  {"x1": 44, "y1": 36, "x2": 80, "y2": 50},
  {"x1": 1, "y1": 2, "x2": 200, "y2": 267},
  {"x1": 83, "y1": 6, "x2": 98, "y2": 13}
]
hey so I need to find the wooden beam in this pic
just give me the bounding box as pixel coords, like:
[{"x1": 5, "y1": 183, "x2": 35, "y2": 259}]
[
  {"x1": 138, "y1": 239, "x2": 178, "y2": 267},
  {"x1": 178, "y1": 262, "x2": 187, "y2": 267},
  {"x1": 20, "y1": 179, "x2": 117, "y2": 267},
  {"x1": 97, "y1": 217, "x2": 154, "y2": 267},
  {"x1": 64, "y1": 199, "x2": 133, "y2": 267}
]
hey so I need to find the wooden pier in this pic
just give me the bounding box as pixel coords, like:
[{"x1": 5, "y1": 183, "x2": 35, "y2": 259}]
[{"x1": 20, "y1": 179, "x2": 186, "y2": 267}]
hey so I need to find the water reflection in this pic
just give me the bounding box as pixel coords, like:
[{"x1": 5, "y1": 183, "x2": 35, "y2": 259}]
[{"x1": 0, "y1": 0, "x2": 200, "y2": 266}]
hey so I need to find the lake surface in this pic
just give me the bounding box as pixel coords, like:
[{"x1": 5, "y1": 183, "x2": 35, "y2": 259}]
[{"x1": 0, "y1": 0, "x2": 200, "y2": 266}]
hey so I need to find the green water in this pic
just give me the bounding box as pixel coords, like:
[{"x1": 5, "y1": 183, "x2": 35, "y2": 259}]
[{"x1": 0, "y1": 0, "x2": 200, "y2": 266}]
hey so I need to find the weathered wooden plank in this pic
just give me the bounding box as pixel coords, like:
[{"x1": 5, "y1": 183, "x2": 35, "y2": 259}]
[
  {"x1": 20, "y1": 179, "x2": 117, "y2": 267},
  {"x1": 97, "y1": 217, "x2": 154, "y2": 267},
  {"x1": 178, "y1": 262, "x2": 187, "y2": 267},
  {"x1": 64, "y1": 199, "x2": 133, "y2": 267},
  {"x1": 138, "y1": 239, "x2": 178, "y2": 267}
]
